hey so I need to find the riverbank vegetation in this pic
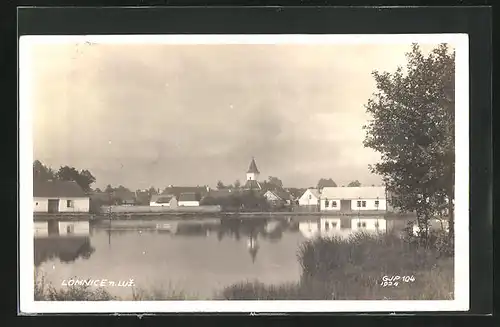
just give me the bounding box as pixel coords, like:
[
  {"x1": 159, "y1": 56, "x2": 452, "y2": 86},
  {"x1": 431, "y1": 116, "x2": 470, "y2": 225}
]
[{"x1": 34, "y1": 229, "x2": 453, "y2": 301}]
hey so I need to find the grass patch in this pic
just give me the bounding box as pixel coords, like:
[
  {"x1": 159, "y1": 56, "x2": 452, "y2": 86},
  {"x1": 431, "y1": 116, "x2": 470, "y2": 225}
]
[
  {"x1": 34, "y1": 272, "x2": 116, "y2": 301},
  {"x1": 221, "y1": 231, "x2": 454, "y2": 300}
]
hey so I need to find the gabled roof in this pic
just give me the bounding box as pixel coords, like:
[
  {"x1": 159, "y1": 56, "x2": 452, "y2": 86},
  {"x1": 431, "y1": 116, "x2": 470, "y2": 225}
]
[
  {"x1": 247, "y1": 158, "x2": 260, "y2": 174},
  {"x1": 178, "y1": 192, "x2": 202, "y2": 202},
  {"x1": 205, "y1": 189, "x2": 235, "y2": 199},
  {"x1": 150, "y1": 194, "x2": 175, "y2": 203},
  {"x1": 265, "y1": 189, "x2": 292, "y2": 201},
  {"x1": 320, "y1": 186, "x2": 386, "y2": 200},
  {"x1": 34, "y1": 180, "x2": 88, "y2": 198},
  {"x1": 162, "y1": 186, "x2": 209, "y2": 198},
  {"x1": 300, "y1": 188, "x2": 320, "y2": 199}
]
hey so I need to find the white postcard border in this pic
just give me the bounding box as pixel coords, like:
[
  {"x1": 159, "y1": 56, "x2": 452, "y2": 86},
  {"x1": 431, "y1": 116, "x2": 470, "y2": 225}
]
[{"x1": 19, "y1": 33, "x2": 469, "y2": 313}]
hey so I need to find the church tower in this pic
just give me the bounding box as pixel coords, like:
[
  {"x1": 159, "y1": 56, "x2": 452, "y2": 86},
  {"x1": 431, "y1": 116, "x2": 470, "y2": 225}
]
[{"x1": 246, "y1": 157, "x2": 260, "y2": 181}]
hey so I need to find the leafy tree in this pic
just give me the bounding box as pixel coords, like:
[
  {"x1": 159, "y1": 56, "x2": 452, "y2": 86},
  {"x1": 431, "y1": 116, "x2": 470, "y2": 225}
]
[
  {"x1": 55, "y1": 166, "x2": 96, "y2": 192},
  {"x1": 267, "y1": 176, "x2": 283, "y2": 189},
  {"x1": 363, "y1": 43, "x2": 455, "y2": 240},
  {"x1": 148, "y1": 186, "x2": 158, "y2": 195},
  {"x1": 94, "y1": 188, "x2": 102, "y2": 193},
  {"x1": 234, "y1": 180, "x2": 241, "y2": 189},
  {"x1": 317, "y1": 178, "x2": 337, "y2": 189},
  {"x1": 33, "y1": 160, "x2": 56, "y2": 181},
  {"x1": 347, "y1": 180, "x2": 362, "y2": 187},
  {"x1": 216, "y1": 180, "x2": 225, "y2": 190},
  {"x1": 105, "y1": 184, "x2": 114, "y2": 193}
]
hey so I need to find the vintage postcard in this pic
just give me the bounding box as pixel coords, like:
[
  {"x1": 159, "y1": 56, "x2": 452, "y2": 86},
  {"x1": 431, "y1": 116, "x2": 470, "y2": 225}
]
[{"x1": 19, "y1": 34, "x2": 469, "y2": 313}]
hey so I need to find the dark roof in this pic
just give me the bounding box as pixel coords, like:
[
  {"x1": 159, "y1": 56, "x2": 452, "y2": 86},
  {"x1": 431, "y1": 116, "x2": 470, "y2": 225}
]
[
  {"x1": 163, "y1": 186, "x2": 208, "y2": 198},
  {"x1": 244, "y1": 179, "x2": 262, "y2": 190},
  {"x1": 178, "y1": 192, "x2": 202, "y2": 202},
  {"x1": 267, "y1": 190, "x2": 292, "y2": 201},
  {"x1": 247, "y1": 158, "x2": 260, "y2": 174},
  {"x1": 151, "y1": 195, "x2": 174, "y2": 203},
  {"x1": 33, "y1": 180, "x2": 87, "y2": 198},
  {"x1": 205, "y1": 189, "x2": 235, "y2": 199}
]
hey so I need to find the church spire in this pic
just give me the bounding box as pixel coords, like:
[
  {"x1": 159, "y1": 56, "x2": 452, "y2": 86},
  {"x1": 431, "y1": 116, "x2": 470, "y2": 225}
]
[{"x1": 247, "y1": 157, "x2": 260, "y2": 174}]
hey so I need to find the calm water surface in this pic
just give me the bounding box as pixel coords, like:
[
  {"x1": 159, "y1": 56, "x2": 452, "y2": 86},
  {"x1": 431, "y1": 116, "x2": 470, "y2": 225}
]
[{"x1": 34, "y1": 216, "x2": 414, "y2": 299}]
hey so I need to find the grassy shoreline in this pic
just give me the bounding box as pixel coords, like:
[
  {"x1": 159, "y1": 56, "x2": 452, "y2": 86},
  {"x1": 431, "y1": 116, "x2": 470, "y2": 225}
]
[{"x1": 34, "y1": 231, "x2": 453, "y2": 301}]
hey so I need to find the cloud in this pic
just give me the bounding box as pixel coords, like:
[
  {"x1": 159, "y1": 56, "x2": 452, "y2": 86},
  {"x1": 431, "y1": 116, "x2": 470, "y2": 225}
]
[{"x1": 28, "y1": 42, "x2": 442, "y2": 189}]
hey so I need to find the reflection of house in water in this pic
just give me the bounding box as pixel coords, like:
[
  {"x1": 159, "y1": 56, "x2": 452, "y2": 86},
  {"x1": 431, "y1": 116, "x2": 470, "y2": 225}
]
[
  {"x1": 33, "y1": 220, "x2": 94, "y2": 266},
  {"x1": 299, "y1": 217, "x2": 388, "y2": 239}
]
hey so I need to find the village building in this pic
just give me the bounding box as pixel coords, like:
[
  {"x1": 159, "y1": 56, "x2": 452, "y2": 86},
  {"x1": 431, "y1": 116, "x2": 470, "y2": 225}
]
[
  {"x1": 319, "y1": 186, "x2": 387, "y2": 212},
  {"x1": 178, "y1": 192, "x2": 202, "y2": 207},
  {"x1": 243, "y1": 157, "x2": 262, "y2": 190},
  {"x1": 34, "y1": 180, "x2": 90, "y2": 213},
  {"x1": 263, "y1": 189, "x2": 293, "y2": 207},
  {"x1": 149, "y1": 194, "x2": 178, "y2": 208},
  {"x1": 298, "y1": 188, "x2": 321, "y2": 207}
]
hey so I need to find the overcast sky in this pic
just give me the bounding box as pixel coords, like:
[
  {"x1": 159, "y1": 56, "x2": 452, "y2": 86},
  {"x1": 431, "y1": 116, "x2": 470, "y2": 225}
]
[{"x1": 28, "y1": 41, "x2": 439, "y2": 190}]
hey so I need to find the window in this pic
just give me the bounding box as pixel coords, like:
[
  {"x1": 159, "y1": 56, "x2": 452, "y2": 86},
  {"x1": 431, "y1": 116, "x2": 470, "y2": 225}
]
[
  {"x1": 66, "y1": 225, "x2": 74, "y2": 234},
  {"x1": 332, "y1": 201, "x2": 337, "y2": 207},
  {"x1": 357, "y1": 201, "x2": 361, "y2": 207},
  {"x1": 375, "y1": 221, "x2": 380, "y2": 228},
  {"x1": 308, "y1": 194, "x2": 312, "y2": 200},
  {"x1": 331, "y1": 222, "x2": 337, "y2": 228},
  {"x1": 67, "y1": 200, "x2": 73, "y2": 208},
  {"x1": 357, "y1": 222, "x2": 361, "y2": 228},
  {"x1": 362, "y1": 222, "x2": 366, "y2": 227},
  {"x1": 325, "y1": 222, "x2": 330, "y2": 230},
  {"x1": 35, "y1": 202, "x2": 38, "y2": 205},
  {"x1": 325, "y1": 200, "x2": 330, "y2": 208},
  {"x1": 362, "y1": 201, "x2": 366, "y2": 207},
  {"x1": 375, "y1": 200, "x2": 380, "y2": 207}
]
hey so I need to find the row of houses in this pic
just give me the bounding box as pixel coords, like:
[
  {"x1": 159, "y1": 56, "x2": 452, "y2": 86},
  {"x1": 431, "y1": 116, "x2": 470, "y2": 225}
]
[
  {"x1": 32, "y1": 158, "x2": 388, "y2": 214},
  {"x1": 298, "y1": 186, "x2": 387, "y2": 212},
  {"x1": 32, "y1": 182, "x2": 388, "y2": 214}
]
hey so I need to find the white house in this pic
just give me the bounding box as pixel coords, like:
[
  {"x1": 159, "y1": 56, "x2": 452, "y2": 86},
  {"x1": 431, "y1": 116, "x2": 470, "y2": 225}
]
[
  {"x1": 149, "y1": 194, "x2": 178, "y2": 207},
  {"x1": 263, "y1": 190, "x2": 292, "y2": 206},
  {"x1": 33, "y1": 180, "x2": 90, "y2": 213},
  {"x1": 320, "y1": 186, "x2": 387, "y2": 212},
  {"x1": 178, "y1": 192, "x2": 201, "y2": 207},
  {"x1": 298, "y1": 189, "x2": 321, "y2": 207}
]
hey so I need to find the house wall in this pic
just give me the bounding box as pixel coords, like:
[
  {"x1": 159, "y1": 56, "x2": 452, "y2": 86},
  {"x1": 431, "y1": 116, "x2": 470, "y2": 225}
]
[
  {"x1": 150, "y1": 198, "x2": 178, "y2": 208},
  {"x1": 319, "y1": 199, "x2": 341, "y2": 211},
  {"x1": 319, "y1": 198, "x2": 386, "y2": 211},
  {"x1": 33, "y1": 198, "x2": 49, "y2": 212},
  {"x1": 178, "y1": 200, "x2": 200, "y2": 207},
  {"x1": 298, "y1": 190, "x2": 320, "y2": 206},
  {"x1": 33, "y1": 197, "x2": 90, "y2": 213},
  {"x1": 58, "y1": 221, "x2": 90, "y2": 236},
  {"x1": 350, "y1": 198, "x2": 386, "y2": 211}
]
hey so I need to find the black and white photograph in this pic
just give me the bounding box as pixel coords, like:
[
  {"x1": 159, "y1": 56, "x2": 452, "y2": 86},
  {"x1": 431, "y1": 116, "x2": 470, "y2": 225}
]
[{"x1": 19, "y1": 34, "x2": 469, "y2": 313}]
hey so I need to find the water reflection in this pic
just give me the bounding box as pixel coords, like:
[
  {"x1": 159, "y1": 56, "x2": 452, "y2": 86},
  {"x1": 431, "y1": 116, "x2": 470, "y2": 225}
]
[
  {"x1": 33, "y1": 216, "x2": 426, "y2": 298},
  {"x1": 34, "y1": 220, "x2": 94, "y2": 266}
]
